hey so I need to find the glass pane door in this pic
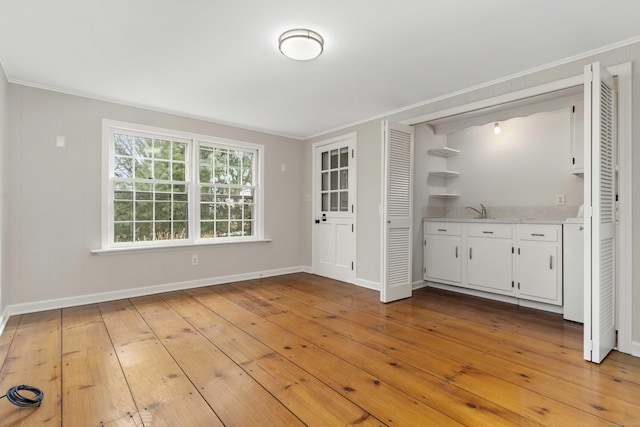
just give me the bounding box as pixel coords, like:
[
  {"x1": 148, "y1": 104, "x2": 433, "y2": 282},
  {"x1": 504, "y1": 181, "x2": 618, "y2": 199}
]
[{"x1": 320, "y1": 146, "x2": 349, "y2": 212}]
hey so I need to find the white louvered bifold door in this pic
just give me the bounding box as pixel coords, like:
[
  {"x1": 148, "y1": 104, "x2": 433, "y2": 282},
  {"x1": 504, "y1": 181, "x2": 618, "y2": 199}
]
[
  {"x1": 380, "y1": 121, "x2": 414, "y2": 303},
  {"x1": 584, "y1": 62, "x2": 617, "y2": 363}
]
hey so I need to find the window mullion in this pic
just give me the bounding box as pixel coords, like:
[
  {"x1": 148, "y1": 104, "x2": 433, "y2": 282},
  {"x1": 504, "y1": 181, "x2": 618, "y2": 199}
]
[{"x1": 190, "y1": 140, "x2": 199, "y2": 243}]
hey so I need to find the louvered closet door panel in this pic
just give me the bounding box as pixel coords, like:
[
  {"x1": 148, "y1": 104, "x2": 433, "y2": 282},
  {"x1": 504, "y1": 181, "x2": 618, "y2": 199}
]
[
  {"x1": 388, "y1": 129, "x2": 411, "y2": 217},
  {"x1": 584, "y1": 62, "x2": 616, "y2": 363},
  {"x1": 381, "y1": 121, "x2": 414, "y2": 303}
]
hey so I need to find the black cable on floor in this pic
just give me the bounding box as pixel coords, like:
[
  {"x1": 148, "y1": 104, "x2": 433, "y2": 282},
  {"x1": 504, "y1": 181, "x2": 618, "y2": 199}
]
[{"x1": 0, "y1": 385, "x2": 44, "y2": 407}]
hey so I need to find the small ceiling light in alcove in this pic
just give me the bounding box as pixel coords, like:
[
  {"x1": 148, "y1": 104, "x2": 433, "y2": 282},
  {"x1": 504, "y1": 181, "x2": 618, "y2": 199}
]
[
  {"x1": 494, "y1": 122, "x2": 502, "y2": 135},
  {"x1": 279, "y1": 29, "x2": 324, "y2": 61}
]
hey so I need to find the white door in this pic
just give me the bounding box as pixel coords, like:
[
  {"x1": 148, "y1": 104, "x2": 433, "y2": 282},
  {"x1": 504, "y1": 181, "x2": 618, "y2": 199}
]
[
  {"x1": 312, "y1": 134, "x2": 356, "y2": 283},
  {"x1": 584, "y1": 62, "x2": 616, "y2": 363},
  {"x1": 380, "y1": 121, "x2": 414, "y2": 303}
]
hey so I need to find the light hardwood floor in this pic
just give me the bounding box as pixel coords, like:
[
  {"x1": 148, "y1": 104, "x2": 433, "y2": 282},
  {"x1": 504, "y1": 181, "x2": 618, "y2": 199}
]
[{"x1": 0, "y1": 272, "x2": 639, "y2": 426}]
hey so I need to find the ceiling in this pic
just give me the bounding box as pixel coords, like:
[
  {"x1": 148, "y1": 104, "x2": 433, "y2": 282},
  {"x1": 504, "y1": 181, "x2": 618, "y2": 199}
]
[{"x1": 1, "y1": 1, "x2": 639, "y2": 140}]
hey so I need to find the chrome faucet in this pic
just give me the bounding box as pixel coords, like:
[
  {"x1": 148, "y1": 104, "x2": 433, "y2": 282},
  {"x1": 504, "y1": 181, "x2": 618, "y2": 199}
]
[{"x1": 466, "y1": 203, "x2": 487, "y2": 219}]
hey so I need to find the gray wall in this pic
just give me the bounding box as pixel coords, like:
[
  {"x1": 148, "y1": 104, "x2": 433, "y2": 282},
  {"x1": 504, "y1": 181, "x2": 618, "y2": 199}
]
[
  {"x1": 0, "y1": 64, "x2": 7, "y2": 316},
  {"x1": 6, "y1": 85, "x2": 305, "y2": 308},
  {"x1": 445, "y1": 109, "x2": 583, "y2": 210}
]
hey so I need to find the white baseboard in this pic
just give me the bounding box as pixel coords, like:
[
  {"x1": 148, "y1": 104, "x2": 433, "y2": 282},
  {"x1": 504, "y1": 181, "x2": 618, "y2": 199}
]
[
  {"x1": 412, "y1": 280, "x2": 428, "y2": 290},
  {"x1": 631, "y1": 341, "x2": 640, "y2": 358},
  {"x1": 354, "y1": 278, "x2": 379, "y2": 291},
  {"x1": 0, "y1": 306, "x2": 9, "y2": 338},
  {"x1": 6, "y1": 266, "x2": 307, "y2": 317},
  {"x1": 427, "y1": 281, "x2": 518, "y2": 304},
  {"x1": 424, "y1": 281, "x2": 563, "y2": 314},
  {"x1": 518, "y1": 298, "x2": 563, "y2": 314}
]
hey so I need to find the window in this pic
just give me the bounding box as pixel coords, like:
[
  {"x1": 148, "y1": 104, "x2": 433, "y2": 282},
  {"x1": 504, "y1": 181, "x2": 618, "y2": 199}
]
[
  {"x1": 198, "y1": 144, "x2": 256, "y2": 240},
  {"x1": 103, "y1": 120, "x2": 263, "y2": 248}
]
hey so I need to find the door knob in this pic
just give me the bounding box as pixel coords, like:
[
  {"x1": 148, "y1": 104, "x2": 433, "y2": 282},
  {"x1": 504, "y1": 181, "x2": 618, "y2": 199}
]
[{"x1": 315, "y1": 219, "x2": 320, "y2": 224}]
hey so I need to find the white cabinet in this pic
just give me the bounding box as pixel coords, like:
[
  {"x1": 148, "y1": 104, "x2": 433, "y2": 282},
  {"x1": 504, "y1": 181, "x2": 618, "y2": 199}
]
[
  {"x1": 466, "y1": 224, "x2": 514, "y2": 295},
  {"x1": 515, "y1": 225, "x2": 563, "y2": 305},
  {"x1": 570, "y1": 103, "x2": 584, "y2": 174},
  {"x1": 424, "y1": 222, "x2": 462, "y2": 284},
  {"x1": 423, "y1": 221, "x2": 563, "y2": 307}
]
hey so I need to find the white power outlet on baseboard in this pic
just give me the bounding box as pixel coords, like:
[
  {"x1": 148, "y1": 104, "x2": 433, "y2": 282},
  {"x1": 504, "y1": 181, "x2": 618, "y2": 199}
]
[
  {"x1": 192, "y1": 254, "x2": 199, "y2": 266},
  {"x1": 555, "y1": 194, "x2": 565, "y2": 206}
]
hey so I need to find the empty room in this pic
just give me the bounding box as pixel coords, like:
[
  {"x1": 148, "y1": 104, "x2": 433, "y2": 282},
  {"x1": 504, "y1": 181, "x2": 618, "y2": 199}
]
[{"x1": 1, "y1": 1, "x2": 640, "y2": 425}]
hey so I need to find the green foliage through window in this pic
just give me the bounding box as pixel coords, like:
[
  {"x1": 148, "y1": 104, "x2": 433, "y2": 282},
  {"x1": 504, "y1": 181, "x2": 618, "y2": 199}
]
[{"x1": 108, "y1": 125, "x2": 259, "y2": 246}]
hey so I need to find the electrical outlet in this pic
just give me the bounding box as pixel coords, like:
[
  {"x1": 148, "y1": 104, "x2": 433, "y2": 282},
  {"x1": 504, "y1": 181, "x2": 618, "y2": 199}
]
[
  {"x1": 192, "y1": 254, "x2": 199, "y2": 266},
  {"x1": 556, "y1": 194, "x2": 565, "y2": 206}
]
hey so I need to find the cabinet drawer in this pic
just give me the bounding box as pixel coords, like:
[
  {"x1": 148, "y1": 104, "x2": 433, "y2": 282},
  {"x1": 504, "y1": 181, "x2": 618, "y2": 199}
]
[
  {"x1": 425, "y1": 222, "x2": 462, "y2": 236},
  {"x1": 518, "y1": 225, "x2": 559, "y2": 242},
  {"x1": 467, "y1": 224, "x2": 513, "y2": 239}
]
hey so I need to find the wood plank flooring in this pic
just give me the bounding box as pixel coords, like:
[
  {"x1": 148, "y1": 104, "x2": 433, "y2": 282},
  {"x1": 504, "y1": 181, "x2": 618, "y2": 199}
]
[{"x1": 0, "y1": 272, "x2": 639, "y2": 426}]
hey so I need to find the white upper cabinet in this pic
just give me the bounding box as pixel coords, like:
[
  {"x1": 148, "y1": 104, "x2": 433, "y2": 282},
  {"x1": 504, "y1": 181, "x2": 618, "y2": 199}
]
[{"x1": 570, "y1": 102, "x2": 585, "y2": 174}]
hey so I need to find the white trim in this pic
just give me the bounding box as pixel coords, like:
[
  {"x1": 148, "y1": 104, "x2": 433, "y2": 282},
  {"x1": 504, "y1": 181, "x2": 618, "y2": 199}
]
[
  {"x1": 91, "y1": 238, "x2": 272, "y2": 255},
  {"x1": 403, "y1": 75, "x2": 584, "y2": 126},
  {"x1": 311, "y1": 132, "x2": 358, "y2": 285},
  {"x1": 412, "y1": 280, "x2": 428, "y2": 290},
  {"x1": 101, "y1": 119, "x2": 265, "y2": 249},
  {"x1": 5, "y1": 266, "x2": 306, "y2": 316},
  {"x1": 632, "y1": 341, "x2": 640, "y2": 358},
  {"x1": 0, "y1": 306, "x2": 9, "y2": 338},
  {"x1": 355, "y1": 278, "x2": 380, "y2": 291},
  {"x1": 519, "y1": 299, "x2": 564, "y2": 315},
  {"x1": 608, "y1": 62, "x2": 633, "y2": 354},
  {"x1": 426, "y1": 282, "x2": 562, "y2": 314}
]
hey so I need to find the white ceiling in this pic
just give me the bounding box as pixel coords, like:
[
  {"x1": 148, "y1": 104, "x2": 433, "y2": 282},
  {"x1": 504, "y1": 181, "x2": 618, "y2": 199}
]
[{"x1": 1, "y1": 0, "x2": 639, "y2": 139}]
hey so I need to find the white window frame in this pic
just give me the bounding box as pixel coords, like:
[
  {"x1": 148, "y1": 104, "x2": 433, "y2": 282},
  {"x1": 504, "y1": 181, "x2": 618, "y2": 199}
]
[{"x1": 101, "y1": 119, "x2": 264, "y2": 250}]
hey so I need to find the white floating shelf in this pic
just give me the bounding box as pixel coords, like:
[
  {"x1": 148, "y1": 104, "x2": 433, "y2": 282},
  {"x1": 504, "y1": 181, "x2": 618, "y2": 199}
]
[
  {"x1": 428, "y1": 147, "x2": 460, "y2": 157},
  {"x1": 430, "y1": 193, "x2": 460, "y2": 199},
  {"x1": 429, "y1": 170, "x2": 460, "y2": 178}
]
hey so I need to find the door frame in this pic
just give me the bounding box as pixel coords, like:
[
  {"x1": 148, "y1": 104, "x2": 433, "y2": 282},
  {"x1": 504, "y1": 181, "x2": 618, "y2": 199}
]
[
  {"x1": 311, "y1": 132, "x2": 358, "y2": 284},
  {"x1": 403, "y1": 62, "x2": 633, "y2": 356}
]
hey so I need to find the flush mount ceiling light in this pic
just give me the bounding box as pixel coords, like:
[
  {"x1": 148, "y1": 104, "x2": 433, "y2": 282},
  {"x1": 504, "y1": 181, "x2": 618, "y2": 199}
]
[
  {"x1": 279, "y1": 29, "x2": 324, "y2": 61},
  {"x1": 494, "y1": 122, "x2": 502, "y2": 134}
]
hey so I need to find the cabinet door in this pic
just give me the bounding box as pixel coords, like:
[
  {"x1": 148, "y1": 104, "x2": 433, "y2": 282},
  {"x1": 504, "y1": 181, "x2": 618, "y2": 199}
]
[
  {"x1": 517, "y1": 241, "x2": 561, "y2": 305},
  {"x1": 467, "y1": 237, "x2": 513, "y2": 294},
  {"x1": 424, "y1": 235, "x2": 462, "y2": 284}
]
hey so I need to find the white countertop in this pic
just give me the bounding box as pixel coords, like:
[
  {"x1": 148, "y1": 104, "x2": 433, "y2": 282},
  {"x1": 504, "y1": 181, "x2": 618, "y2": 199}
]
[{"x1": 423, "y1": 217, "x2": 565, "y2": 225}]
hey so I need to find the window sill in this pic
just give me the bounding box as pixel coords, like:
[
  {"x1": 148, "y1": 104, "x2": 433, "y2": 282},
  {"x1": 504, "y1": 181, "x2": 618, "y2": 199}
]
[{"x1": 91, "y1": 238, "x2": 272, "y2": 255}]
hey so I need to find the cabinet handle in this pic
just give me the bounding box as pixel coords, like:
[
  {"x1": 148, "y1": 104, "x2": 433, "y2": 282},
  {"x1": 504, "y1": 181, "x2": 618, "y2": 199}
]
[
  {"x1": 469, "y1": 247, "x2": 472, "y2": 260},
  {"x1": 482, "y1": 231, "x2": 494, "y2": 234},
  {"x1": 550, "y1": 255, "x2": 553, "y2": 270},
  {"x1": 438, "y1": 228, "x2": 447, "y2": 232},
  {"x1": 531, "y1": 233, "x2": 545, "y2": 237},
  {"x1": 455, "y1": 246, "x2": 458, "y2": 258}
]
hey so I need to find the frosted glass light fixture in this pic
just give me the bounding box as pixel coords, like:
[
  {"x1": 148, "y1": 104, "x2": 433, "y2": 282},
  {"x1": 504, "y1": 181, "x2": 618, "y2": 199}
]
[
  {"x1": 494, "y1": 122, "x2": 502, "y2": 134},
  {"x1": 279, "y1": 29, "x2": 324, "y2": 61}
]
